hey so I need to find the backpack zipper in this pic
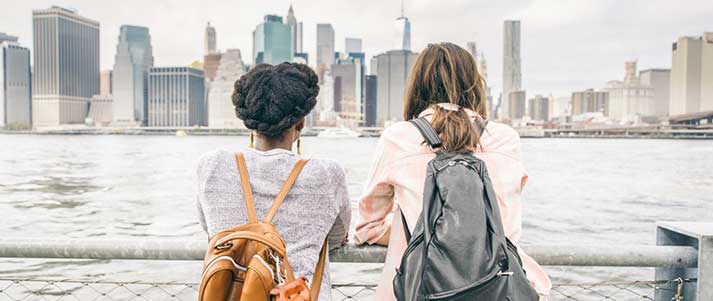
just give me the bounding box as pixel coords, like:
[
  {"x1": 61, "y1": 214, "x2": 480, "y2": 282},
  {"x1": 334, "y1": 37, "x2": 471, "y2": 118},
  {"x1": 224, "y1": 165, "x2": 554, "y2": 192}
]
[{"x1": 201, "y1": 256, "x2": 247, "y2": 278}]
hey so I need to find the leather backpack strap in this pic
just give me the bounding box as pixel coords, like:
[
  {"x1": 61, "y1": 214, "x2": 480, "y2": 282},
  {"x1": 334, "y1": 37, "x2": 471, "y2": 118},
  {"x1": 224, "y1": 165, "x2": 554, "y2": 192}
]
[
  {"x1": 310, "y1": 239, "x2": 328, "y2": 300},
  {"x1": 235, "y1": 153, "x2": 258, "y2": 223},
  {"x1": 263, "y1": 159, "x2": 309, "y2": 223}
]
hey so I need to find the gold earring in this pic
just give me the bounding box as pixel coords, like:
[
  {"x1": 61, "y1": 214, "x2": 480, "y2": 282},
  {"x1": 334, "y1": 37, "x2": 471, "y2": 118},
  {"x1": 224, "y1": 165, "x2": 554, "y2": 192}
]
[
  {"x1": 249, "y1": 132, "x2": 254, "y2": 149},
  {"x1": 296, "y1": 137, "x2": 302, "y2": 155}
]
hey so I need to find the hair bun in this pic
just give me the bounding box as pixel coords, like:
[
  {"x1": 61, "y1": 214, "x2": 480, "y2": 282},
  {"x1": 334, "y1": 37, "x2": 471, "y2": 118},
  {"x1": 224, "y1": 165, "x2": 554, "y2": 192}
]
[{"x1": 232, "y1": 63, "x2": 319, "y2": 137}]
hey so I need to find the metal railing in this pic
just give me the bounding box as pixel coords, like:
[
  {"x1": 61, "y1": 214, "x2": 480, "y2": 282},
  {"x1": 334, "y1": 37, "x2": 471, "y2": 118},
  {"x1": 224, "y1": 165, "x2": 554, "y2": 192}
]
[{"x1": 0, "y1": 222, "x2": 710, "y2": 300}]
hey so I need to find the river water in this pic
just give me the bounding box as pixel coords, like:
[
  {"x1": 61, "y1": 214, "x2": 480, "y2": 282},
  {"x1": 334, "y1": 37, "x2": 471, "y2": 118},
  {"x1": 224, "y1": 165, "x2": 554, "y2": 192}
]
[{"x1": 1, "y1": 135, "x2": 712, "y2": 289}]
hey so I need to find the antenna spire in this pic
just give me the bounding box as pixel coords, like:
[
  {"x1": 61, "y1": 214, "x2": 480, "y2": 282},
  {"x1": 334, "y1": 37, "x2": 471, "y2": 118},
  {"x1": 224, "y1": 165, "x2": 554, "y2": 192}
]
[{"x1": 400, "y1": 0, "x2": 404, "y2": 18}]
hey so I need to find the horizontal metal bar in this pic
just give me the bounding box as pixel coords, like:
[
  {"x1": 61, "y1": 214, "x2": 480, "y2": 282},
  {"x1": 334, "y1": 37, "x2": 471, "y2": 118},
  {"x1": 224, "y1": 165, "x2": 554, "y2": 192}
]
[{"x1": 0, "y1": 238, "x2": 698, "y2": 268}]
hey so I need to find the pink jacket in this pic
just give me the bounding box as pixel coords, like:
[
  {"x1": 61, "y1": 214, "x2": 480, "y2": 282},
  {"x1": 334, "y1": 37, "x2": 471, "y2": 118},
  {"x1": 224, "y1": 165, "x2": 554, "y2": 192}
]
[{"x1": 354, "y1": 108, "x2": 551, "y2": 300}]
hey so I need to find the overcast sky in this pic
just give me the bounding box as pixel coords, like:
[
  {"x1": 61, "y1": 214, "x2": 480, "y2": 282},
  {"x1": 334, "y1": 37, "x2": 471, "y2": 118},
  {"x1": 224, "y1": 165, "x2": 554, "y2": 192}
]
[{"x1": 2, "y1": 0, "x2": 712, "y2": 96}]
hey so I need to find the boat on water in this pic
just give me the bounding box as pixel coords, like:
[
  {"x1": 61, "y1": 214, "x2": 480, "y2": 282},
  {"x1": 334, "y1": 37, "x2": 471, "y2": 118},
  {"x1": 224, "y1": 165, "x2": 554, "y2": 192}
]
[{"x1": 317, "y1": 127, "x2": 362, "y2": 138}]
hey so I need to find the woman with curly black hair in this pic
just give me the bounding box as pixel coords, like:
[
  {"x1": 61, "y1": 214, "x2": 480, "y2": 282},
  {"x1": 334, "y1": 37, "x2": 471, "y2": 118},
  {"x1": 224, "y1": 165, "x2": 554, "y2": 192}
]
[{"x1": 196, "y1": 63, "x2": 351, "y2": 301}]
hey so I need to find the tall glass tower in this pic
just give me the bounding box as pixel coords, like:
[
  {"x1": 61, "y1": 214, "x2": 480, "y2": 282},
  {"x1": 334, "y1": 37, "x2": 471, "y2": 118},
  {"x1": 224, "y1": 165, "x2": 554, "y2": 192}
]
[
  {"x1": 394, "y1": 0, "x2": 411, "y2": 51},
  {"x1": 252, "y1": 15, "x2": 293, "y2": 65},
  {"x1": 112, "y1": 25, "x2": 154, "y2": 126},
  {"x1": 32, "y1": 6, "x2": 99, "y2": 126}
]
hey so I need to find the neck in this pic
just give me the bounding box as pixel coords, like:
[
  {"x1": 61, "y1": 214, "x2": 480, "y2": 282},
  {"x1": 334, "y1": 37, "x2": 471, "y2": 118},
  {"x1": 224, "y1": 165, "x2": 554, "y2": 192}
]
[{"x1": 254, "y1": 133, "x2": 294, "y2": 152}]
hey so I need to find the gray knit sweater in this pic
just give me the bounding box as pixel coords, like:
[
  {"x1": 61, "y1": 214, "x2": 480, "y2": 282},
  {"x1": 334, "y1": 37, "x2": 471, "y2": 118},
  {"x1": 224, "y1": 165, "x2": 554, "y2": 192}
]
[{"x1": 196, "y1": 148, "x2": 351, "y2": 301}]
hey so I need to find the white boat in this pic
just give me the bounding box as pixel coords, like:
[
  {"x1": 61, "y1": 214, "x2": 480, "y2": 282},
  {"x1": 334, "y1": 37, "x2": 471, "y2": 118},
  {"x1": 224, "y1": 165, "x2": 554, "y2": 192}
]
[{"x1": 317, "y1": 127, "x2": 362, "y2": 138}]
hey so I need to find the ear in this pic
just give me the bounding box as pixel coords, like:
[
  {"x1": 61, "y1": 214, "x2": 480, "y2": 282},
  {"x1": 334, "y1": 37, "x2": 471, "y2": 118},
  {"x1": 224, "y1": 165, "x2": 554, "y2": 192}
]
[{"x1": 295, "y1": 117, "x2": 306, "y2": 132}]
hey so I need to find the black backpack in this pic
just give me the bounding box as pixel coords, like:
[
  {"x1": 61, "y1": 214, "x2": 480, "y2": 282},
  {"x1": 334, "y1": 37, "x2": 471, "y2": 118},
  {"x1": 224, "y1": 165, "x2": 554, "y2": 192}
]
[{"x1": 393, "y1": 117, "x2": 539, "y2": 301}]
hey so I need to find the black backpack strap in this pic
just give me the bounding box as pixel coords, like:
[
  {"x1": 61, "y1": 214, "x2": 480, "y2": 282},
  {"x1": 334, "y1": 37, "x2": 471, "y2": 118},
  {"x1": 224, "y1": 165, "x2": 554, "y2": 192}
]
[
  {"x1": 399, "y1": 208, "x2": 411, "y2": 242},
  {"x1": 409, "y1": 117, "x2": 443, "y2": 151},
  {"x1": 475, "y1": 118, "x2": 488, "y2": 136}
]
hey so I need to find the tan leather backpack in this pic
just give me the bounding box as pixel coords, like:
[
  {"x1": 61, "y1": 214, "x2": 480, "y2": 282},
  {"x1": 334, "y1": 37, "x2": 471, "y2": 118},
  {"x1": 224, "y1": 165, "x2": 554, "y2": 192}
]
[{"x1": 199, "y1": 153, "x2": 327, "y2": 301}]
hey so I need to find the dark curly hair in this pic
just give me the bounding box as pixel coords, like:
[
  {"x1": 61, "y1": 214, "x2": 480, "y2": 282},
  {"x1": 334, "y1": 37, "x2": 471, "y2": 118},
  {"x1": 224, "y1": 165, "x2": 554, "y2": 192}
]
[{"x1": 233, "y1": 62, "x2": 319, "y2": 137}]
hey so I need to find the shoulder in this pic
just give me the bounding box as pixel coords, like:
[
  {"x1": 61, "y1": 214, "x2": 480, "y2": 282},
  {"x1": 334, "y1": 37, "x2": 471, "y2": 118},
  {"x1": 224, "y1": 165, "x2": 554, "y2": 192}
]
[
  {"x1": 480, "y1": 121, "x2": 522, "y2": 154},
  {"x1": 380, "y1": 120, "x2": 422, "y2": 147},
  {"x1": 196, "y1": 149, "x2": 234, "y2": 175},
  {"x1": 302, "y1": 157, "x2": 346, "y2": 180}
]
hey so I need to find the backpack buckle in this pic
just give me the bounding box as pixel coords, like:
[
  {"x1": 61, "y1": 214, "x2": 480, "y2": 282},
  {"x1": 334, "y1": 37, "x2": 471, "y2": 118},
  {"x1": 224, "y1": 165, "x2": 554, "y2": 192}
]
[{"x1": 269, "y1": 250, "x2": 287, "y2": 285}]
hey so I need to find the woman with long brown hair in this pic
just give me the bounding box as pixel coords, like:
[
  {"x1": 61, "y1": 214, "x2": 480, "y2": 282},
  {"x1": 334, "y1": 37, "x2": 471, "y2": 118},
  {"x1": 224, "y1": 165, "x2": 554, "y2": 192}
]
[{"x1": 354, "y1": 43, "x2": 551, "y2": 299}]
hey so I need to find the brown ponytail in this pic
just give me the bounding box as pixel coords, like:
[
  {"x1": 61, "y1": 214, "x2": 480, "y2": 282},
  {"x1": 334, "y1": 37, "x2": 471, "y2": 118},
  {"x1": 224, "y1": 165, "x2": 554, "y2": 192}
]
[{"x1": 404, "y1": 42, "x2": 486, "y2": 153}]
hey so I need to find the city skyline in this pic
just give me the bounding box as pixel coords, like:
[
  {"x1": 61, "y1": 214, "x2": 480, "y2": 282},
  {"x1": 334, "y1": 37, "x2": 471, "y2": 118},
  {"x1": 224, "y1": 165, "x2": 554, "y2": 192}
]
[{"x1": 3, "y1": 0, "x2": 712, "y2": 97}]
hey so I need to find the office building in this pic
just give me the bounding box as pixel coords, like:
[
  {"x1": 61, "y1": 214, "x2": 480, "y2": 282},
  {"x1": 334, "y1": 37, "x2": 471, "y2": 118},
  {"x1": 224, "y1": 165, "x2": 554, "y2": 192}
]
[
  {"x1": 670, "y1": 32, "x2": 713, "y2": 115},
  {"x1": 508, "y1": 90, "x2": 526, "y2": 120},
  {"x1": 286, "y1": 5, "x2": 303, "y2": 54},
  {"x1": 502, "y1": 20, "x2": 522, "y2": 119},
  {"x1": 394, "y1": 1, "x2": 411, "y2": 51},
  {"x1": 551, "y1": 96, "x2": 572, "y2": 121},
  {"x1": 205, "y1": 22, "x2": 217, "y2": 54},
  {"x1": 316, "y1": 24, "x2": 335, "y2": 71},
  {"x1": 375, "y1": 50, "x2": 418, "y2": 126},
  {"x1": 100, "y1": 70, "x2": 112, "y2": 95},
  {"x1": 346, "y1": 38, "x2": 362, "y2": 54},
  {"x1": 605, "y1": 61, "x2": 654, "y2": 123},
  {"x1": 208, "y1": 49, "x2": 246, "y2": 128},
  {"x1": 467, "y1": 41, "x2": 477, "y2": 59},
  {"x1": 331, "y1": 58, "x2": 363, "y2": 124},
  {"x1": 1, "y1": 34, "x2": 32, "y2": 128},
  {"x1": 204, "y1": 53, "x2": 221, "y2": 81},
  {"x1": 32, "y1": 6, "x2": 100, "y2": 126},
  {"x1": 253, "y1": 15, "x2": 293, "y2": 65},
  {"x1": 639, "y1": 69, "x2": 671, "y2": 117},
  {"x1": 364, "y1": 75, "x2": 378, "y2": 127},
  {"x1": 528, "y1": 95, "x2": 550, "y2": 122},
  {"x1": 572, "y1": 89, "x2": 609, "y2": 116},
  {"x1": 147, "y1": 67, "x2": 205, "y2": 127},
  {"x1": 87, "y1": 95, "x2": 112, "y2": 126},
  {"x1": 112, "y1": 25, "x2": 153, "y2": 126}
]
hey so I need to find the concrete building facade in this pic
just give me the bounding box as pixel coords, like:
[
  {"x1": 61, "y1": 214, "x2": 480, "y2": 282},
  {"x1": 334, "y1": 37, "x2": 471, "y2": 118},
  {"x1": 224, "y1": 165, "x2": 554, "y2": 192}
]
[
  {"x1": 147, "y1": 67, "x2": 205, "y2": 127},
  {"x1": 639, "y1": 69, "x2": 671, "y2": 117},
  {"x1": 208, "y1": 49, "x2": 246, "y2": 128},
  {"x1": 375, "y1": 50, "x2": 418, "y2": 126},
  {"x1": 204, "y1": 22, "x2": 217, "y2": 55},
  {"x1": 605, "y1": 61, "x2": 654, "y2": 123},
  {"x1": 502, "y1": 20, "x2": 522, "y2": 120},
  {"x1": 508, "y1": 90, "x2": 526, "y2": 120},
  {"x1": 572, "y1": 89, "x2": 608, "y2": 116},
  {"x1": 100, "y1": 70, "x2": 112, "y2": 96},
  {"x1": 253, "y1": 15, "x2": 293, "y2": 65},
  {"x1": 32, "y1": 6, "x2": 100, "y2": 126},
  {"x1": 1, "y1": 36, "x2": 32, "y2": 128},
  {"x1": 112, "y1": 25, "x2": 154, "y2": 126},
  {"x1": 528, "y1": 95, "x2": 550, "y2": 122},
  {"x1": 670, "y1": 33, "x2": 713, "y2": 115}
]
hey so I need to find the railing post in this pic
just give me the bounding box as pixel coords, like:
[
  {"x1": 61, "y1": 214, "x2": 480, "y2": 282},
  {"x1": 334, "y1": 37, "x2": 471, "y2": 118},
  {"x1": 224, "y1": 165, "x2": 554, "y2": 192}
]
[{"x1": 656, "y1": 222, "x2": 713, "y2": 301}]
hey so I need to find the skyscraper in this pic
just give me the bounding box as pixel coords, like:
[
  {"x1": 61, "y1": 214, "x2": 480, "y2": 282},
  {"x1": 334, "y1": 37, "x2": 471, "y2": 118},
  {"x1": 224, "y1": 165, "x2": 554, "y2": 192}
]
[
  {"x1": 375, "y1": 50, "x2": 418, "y2": 126},
  {"x1": 112, "y1": 25, "x2": 154, "y2": 126},
  {"x1": 1, "y1": 33, "x2": 32, "y2": 128},
  {"x1": 204, "y1": 22, "x2": 217, "y2": 55},
  {"x1": 394, "y1": 0, "x2": 411, "y2": 51},
  {"x1": 208, "y1": 49, "x2": 246, "y2": 128},
  {"x1": 364, "y1": 75, "x2": 378, "y2": 127},
  {"x1": 286, "y1": 5, "x2": 303, "y2": 54},
  {"x1": 253, "y1": 15, "x2": 293, "y2": 65},
  {"x1": 203, "y1": 22, "x2": 221, "y2": 81},
  {"x1": 32, "y1": 6, "x2": 100, "y2": 126},
  {"x1": 467, "y1": 41, "x2": 477, "y2": 59},
  {"x1": 502, "y1": 20, "x2": 522, "y2": 120},
  {"x1": 346, "y1": 38, "x2": 362, "y2": 54},
  {"x1": 316, "y1": 24, "x2": 335, "y2": 71},
  {"x1": 670, "y1": 32, "x2": 713, "y2": 115},
  {"x1": 527, "y1": 95, "x2": 550, "y2": 122},
  {"x1": 331, "y1": 57, "x2": 363, "y2": 125},
  {"x1": 147, "y1": 67, "x2": 205, "y2": 127}
]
